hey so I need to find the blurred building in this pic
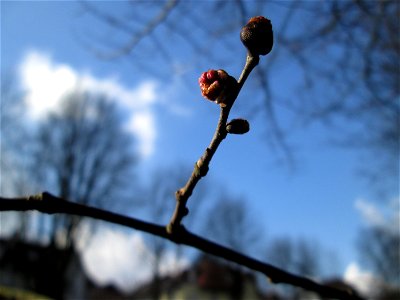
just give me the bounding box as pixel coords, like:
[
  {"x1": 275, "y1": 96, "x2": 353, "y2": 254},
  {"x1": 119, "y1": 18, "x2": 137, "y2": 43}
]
[
  {"x1": 0, "y1": 239, "x2": 267, "y2": 299},
  {"x1": 130, "y1": 255, "x2": 265, "y2": 300},
  {"x1": 2, "y1": 237, "x2": 388, "y2": 300},
  {"x1": 0, "y1": 237, "x2": 87, "y2": 299}
]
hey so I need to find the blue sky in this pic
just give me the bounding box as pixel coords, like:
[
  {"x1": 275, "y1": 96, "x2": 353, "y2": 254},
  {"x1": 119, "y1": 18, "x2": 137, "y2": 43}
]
[{"x1": 1, "y1": 0, "x2": 398, "y2": 295}]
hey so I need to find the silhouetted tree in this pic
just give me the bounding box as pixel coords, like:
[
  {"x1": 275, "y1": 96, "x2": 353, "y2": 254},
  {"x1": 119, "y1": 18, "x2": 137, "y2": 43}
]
[
  {"x1": 0, "y1": 76, "x2": 32, "y2": 196},
  {"x1": 0, "y1": 82, "x2": 140, "y2": 298},
  {"x1": 357, "y1": 220, "x2": 400, "y2": 291},
  {"x1": 265, "y1": 237, "x2": 324, "y2": 298},
  {"x1": 203, "y1": 195, "x2": 263, "y2": 256},
  {"x1": 267, "y1": 238, "x2": 321, "y2": 278},
  {"x1": 29, "y1": 90, "x2": 138, "y2": 248},
  {"x1": 1, "y1": 76, "x2": 34, "y2": 239}
]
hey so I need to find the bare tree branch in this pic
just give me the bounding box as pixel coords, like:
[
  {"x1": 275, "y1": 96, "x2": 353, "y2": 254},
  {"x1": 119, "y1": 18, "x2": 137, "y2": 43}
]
[
  {"x1": 0, "y1": 193, "x2": 363, "y2": 300},
  {"x1": 82, "y1": 0, "x2": 178, "y2": 59}
]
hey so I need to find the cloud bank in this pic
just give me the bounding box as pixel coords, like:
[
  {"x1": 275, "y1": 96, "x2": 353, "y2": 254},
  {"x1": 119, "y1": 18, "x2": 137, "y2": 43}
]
[
  {"x1": 355, "y1": 197, "x2": 399, "y2": 232},
  {"x1": 18, "y1": 49, "x2": 158, "y2": 158},
  {"x1": 79, "y1": 226, "x2": 188, "y2": 293},
  {"x1": 344, "y1": 262, "x2": 382, "y2": 298}
]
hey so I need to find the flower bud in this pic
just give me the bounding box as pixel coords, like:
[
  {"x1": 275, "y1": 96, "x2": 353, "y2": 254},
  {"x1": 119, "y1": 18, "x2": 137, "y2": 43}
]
[
  {"x1": 226, "y1": 118, "x2": 250, "y2": 134},
  {"x1": 199, "y1": 69, "x2": 238, "y2": 107},
  {"x1": 240, "y1": 16, "x2": 273, "y2": 56}
]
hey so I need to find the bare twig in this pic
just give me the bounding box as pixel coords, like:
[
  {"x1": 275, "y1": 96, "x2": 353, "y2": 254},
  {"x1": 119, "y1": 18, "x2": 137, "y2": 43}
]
[
  {"x1": 84, "y1": 0, "x2": 179, "y2": 60},
  {"x1": 0, "y1": 193, "x2": 363, "y2": 300},
  {"x1": 166, "y1": 54, "x2": 259, "y2": 234}
]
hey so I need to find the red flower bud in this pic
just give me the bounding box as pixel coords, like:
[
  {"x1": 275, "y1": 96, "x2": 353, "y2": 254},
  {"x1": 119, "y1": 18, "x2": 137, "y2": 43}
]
[
  {"x1": 199, "y1": 69, "x2": 238, "y2": 107},
  {"x1": 240, "y1": 16, "x2": 273, "y2": 56}
]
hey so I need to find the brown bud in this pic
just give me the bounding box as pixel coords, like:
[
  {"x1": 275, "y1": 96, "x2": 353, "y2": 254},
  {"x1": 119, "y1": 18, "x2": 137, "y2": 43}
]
[
  {"x1": 240, "y1": 16, "x2": 273, "y2": 56},
  {"x1": 226, "y1": 118, "x2": 250, "y2": 134}
]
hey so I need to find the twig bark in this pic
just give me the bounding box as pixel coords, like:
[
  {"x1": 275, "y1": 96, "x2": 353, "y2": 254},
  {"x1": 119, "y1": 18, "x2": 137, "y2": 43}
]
[
  {"x1": 0, "y1": 193, "x2": 363, "y2": 300},
  {"x1": 167, "y1": 53, "x2": 259, "y2": 234}
]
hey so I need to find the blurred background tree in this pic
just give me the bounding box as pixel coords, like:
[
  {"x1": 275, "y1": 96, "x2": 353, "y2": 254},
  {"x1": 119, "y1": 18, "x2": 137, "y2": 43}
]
[
  {"x1": 0, "y1": 81, "x2": 140, "y2": 297},
  {"x1": 357, "y1": 205, "x2": 400, "y2": 297},
  {"x1": 0, "y1": 84, "x2": 139, "y2": 247},
  {"x1": 79, "y1": 0, "x2": 399, "y2": 193},
  {"x1": 30, "y1": 90, "x2": 139, "y2": 247},
  {"x1": 1, "y1": 76, "x2": 33, "y2": 240},
  {"x1": 202, "y1": 195, "x2": 263, "y2": 256},
  {"x1": 265, "y1": 237, "x2": 324, "y2": 298}
]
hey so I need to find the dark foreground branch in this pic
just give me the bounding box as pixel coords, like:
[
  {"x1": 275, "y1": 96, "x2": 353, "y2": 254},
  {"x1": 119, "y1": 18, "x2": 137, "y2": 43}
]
[{"x1": 0, "y1": 193, "x2": 363, "y2": 300}]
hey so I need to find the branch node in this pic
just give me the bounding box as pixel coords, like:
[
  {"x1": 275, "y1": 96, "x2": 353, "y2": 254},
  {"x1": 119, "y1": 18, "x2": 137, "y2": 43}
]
[
  {"x1": 166, "y1": 221, "x2": 186, "y2": 237},
  {"x1": 166, "y1": 223, "x2": 186, "y2": 242},
  {"x1": 175, "y1": 188, "x2": 184, "y2": 201},
  {"x1": 28, "y1": 193, "x2": 44, "y2": 202},
  {"x1": 166, "y1": 223, "x2": 174, "y2": 235},
  {"x1": 195, "y1": 159, "x2": 209, "y2": 177},
  {"x1": 193, "y1": 161, "x2": 201, "y2": 178}
]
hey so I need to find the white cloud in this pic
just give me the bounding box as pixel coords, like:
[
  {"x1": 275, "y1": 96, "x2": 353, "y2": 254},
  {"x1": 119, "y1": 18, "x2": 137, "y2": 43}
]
[
  {"x1": 18, "y1": 49, "x2": 158, "y2": 158},
  {"x1": 124, "y1": 111, "x2": 156, "y2": 158},
  {"x1": 79, "y1": 74, "x2": 158, "y2": 110},
  {"x1": 355, "y1": 197, "x2": 400, "y2": 232},
  {"x1": 19, "y1": 50, "x2": 78, "y2": 117},
  {"x1": 344, "y1": 262, "x2": 382, "y2": 298},
  {"x1": 354, "y1": 198, "x2": 385, "y2": 227},
  {"x1": 79, "y1": 226, "x2": 188, "y2": 293},
  {"x1": 80, "y1": 228, "x2": 151, "y2": 292},
  {"x1": 158, "y1": 251, "x2": 189, "y2": 277}
]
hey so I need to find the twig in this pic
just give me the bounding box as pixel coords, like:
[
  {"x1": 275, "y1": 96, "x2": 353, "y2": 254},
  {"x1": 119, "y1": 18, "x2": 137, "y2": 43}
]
[
  {"x1": 167, "y1": 53, "x2": 259, "y2": 234},
  {"x1": 0, "y1": 193, "x2": 363, "y2": 300},
  {"x1": 85, "y1": 0, "x2": 178, "y2": 60}
]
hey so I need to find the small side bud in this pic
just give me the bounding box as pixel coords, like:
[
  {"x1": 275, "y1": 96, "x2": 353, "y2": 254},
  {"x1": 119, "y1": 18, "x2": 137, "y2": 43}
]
[
  {"x1": 199, "y1": 69, "x2": 238, "y2": 107},
  {"x1": 183, "y1": 207, "x2": 189, "y2": 216},
  {"x1": 240, "y1": 16, "x2": 273, "y2": 56},
  {"x1": 226, "y1": 118, "x2": 250, "y2": 134}
]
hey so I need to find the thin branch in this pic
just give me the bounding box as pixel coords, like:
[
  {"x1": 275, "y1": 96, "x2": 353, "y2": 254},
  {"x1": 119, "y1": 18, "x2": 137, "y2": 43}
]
[
  {"x1": 167, "y1": 54, "x2": 259, "y2": 234},
  {"x1": 0, "y1": 193, "x2": 363, "y2": 300},
  {"x1": 89, "y1": 0, "x2": 179, "y2": 60}
]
